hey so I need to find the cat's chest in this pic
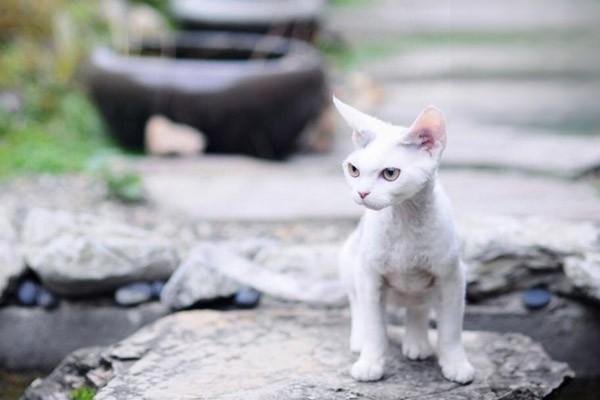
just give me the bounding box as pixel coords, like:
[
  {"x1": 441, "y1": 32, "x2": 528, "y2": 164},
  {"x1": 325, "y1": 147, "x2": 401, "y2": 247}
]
[
  {"x1": 367, "y1": 227, "x2": 432, "y2": 269},
  {"x1": 365, "y1": 227, "x2": 437, "y2": 292}
]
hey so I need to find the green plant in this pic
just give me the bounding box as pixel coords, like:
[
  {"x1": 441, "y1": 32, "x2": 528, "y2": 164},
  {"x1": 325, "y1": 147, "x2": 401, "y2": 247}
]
[
  {"x1": 105, "y1": 170, "x2": 145, "y2": 204},
  {"x1": 0, "y1": 0, "x2": 119, "y2": 178},
  {"x1": 87, "y1": 154, "x2": 145, "y2": 204},
  {"x1": 70, "y1": 386, "x2": 96, "y2": 400}
]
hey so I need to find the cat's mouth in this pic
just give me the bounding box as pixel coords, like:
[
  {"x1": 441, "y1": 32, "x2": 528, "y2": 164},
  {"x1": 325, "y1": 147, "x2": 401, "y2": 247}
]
[{"x1": 356, "y1": 197, "x2": 387, "y2": 211}]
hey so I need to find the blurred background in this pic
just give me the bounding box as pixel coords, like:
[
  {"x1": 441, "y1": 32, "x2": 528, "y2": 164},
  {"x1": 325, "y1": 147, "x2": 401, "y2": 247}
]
[
  {"x1": 1, "y1": 0, "x2": 600, "y2": 399},
  {"x1": 0, "y1": 0, "x2": 599, "y2": 218}
]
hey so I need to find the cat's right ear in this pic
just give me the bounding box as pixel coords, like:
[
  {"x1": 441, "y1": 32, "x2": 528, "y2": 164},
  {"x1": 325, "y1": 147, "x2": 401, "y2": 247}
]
[{"x1": 332, "y1": 96, "x2": 385, "y2": 148}]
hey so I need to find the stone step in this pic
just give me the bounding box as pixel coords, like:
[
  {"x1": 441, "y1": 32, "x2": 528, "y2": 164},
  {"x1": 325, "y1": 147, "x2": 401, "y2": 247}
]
[
  {"x1": 327, "y1": 0, "x2": 600, "y2": 40},
  {"x1": 362, "y1": 45, "x2": 600, "y2": 81},
  {"x1": 138, "y1": 157, "x2": 600, "y2": 221},
  {"x1": 23, "y1": 308, "x2": 573, "y2": 400}
]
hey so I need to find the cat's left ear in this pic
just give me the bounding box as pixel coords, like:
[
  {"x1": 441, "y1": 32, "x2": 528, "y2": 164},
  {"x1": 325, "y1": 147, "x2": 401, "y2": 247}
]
[
  {"x1": 332, "y1": 95, "x2": 388, "y2": 148},
  {"x1": 403, "y1": 105, "x2": 447, "y2": 158}
]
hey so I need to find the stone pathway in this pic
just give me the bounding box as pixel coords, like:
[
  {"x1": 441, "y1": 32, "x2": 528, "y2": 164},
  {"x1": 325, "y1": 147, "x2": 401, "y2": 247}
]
[
  {"x1": 327, "y1": 0, "x2": 600, "y2": 39},
  {"x1": 23, "y1": 308, "x2": 573, "y2": 400},
  {"x1": 139, "y1": 156, "x2": 600, "y2": 221}
]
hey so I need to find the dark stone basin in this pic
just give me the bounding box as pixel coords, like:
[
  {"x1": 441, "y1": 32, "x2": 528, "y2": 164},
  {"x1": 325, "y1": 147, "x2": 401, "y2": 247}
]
[
  {"x1": 170, "y1": 0, "x2": 323, "y2": 42},
  {"x1": 85, "y1": 32, "x2": 328, "y2": 159}
]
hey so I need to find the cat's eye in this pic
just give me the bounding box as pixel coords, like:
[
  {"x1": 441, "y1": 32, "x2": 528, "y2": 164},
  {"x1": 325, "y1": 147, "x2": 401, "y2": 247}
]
[
  {"x1": 347, "y1": 163, "x2": 360, "y2": 177},
  {"x1": 382, "y1": 168, "x2": 401, "y2": 181}
]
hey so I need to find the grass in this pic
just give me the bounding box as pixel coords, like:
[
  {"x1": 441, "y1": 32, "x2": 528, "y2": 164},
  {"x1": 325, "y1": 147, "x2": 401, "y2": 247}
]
[
  {"x1": 70, "y1": 386, "x2": 96, "y2": 400},
  {"x1": 0, "y1": 1, "x2": 117, "y2": 178},
  {"x1": 0, "y1": 86, "x2": 115, "y2": 177},
  {"x1": 0, "y1": 0, "x2": 171, "y2": 179}
]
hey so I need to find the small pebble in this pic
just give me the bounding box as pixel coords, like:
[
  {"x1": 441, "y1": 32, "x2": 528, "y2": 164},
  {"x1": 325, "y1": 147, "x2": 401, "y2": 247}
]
[
  {"x1": 151, "y1": 281, "x2": 165, "y2": 299},
  {"x1": 36, "y1": 287, "x2": 59, "y2": 309},
  {"x1": 17, "y1": 280, "x2": 39, "y2": 306},
  {"x1": 234, "y1": 287, "x2": 261, "y2": 309},
  {"x1": 115, "y1": 282, "x2": 153, "y2": 306},
  {"x1": 522, "y1": 288, "x2": 551, "y2": 310}
]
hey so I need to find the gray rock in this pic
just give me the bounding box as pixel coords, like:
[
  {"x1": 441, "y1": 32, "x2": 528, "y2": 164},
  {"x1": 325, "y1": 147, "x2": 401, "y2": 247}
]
[
  {"x1": 21, "y1": 208, "x2": 179, "y2": 296},
  {"x1": 461, "y1": 216, "x2": 600, "y2": 300},
  {"x1": 160, "y1": 245, "x2": 241, "y2": 310},
  {"x1": 114, "y1": 282, "x2": 153, "y2": 306},
  {"x1": 23, "y1": 308, "x2": 573, "y2": 400},
  {"x1": 562, "y1": 252, "x2": 600, "y2": 304},
  {"x1": 0, "y1": 210, "x2": 25, "y2": 300}
]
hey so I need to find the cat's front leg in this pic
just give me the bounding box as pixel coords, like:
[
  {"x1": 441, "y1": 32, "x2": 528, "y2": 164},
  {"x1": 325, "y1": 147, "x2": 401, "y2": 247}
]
[
  {"x1": 435, "y1": 262, "x2": 475, "y2": 384},
  {"x1": 403, "y1": 304, "x2": 433, "y2": 360},
  {"x1": 351, "y1": 270, "x2": 387, "y2": 382}
]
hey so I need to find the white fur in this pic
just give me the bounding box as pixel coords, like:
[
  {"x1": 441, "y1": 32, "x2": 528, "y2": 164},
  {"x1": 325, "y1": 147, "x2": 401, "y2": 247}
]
[{"x1": 334, "y1": 96, "x2": 475, "y2": 384}]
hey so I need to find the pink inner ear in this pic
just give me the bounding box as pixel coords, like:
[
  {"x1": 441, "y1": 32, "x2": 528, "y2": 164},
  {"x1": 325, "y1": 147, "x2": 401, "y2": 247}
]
[
  {"x1": 407, "y1": 106, "x2": 446, "y2": 153},
  {"x1": 418, "y1": 129, "x2": 436, "y2": 150}
]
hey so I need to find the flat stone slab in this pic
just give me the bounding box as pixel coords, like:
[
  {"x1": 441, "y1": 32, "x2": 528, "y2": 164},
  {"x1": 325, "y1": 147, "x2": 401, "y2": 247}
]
[
  {"x1": 327, "y1": 0, "x2": 600, "y2": 40},
  {"x1": 364, "y1": 45, "x2": 600, "y2": 82},
  {"x1": 25, "y1": 308, "x2": 573, "y2": 400},
  {"x1": 138, "y1": 157, "x2": 600, "y2": 221}
]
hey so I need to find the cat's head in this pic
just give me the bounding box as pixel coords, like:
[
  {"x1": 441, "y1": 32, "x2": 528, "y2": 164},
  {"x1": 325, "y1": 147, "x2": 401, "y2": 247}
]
[{"x1": 333, "y1": 96, "x2": 447, "y2": 210}]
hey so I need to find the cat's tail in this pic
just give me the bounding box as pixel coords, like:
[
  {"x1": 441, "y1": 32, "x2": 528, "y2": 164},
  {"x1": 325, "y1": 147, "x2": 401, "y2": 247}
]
[{"x1": 192, "y1": 243, "x2": 347, "y2": 306}]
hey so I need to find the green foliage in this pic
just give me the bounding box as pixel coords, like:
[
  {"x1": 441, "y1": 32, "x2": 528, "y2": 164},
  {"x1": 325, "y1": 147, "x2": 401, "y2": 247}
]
[
  {"x1": 105, "y1": 170, "x2": 145, "y2": 204},
  {"x1": 70, "y1": 386, "x2": 96, "y2": 400},
  {"x1": 88, "y1": 154, "x2": 145, "y2": 204},
  {"x1": 0, "y1": 0, "x2": 117, "y2": 177},
  {"x1": 129, "y1": 0, "x2": 171, "y2": 16},
  {"x1": 0, "y1": 86, "x2": 114, "y2": 177}
]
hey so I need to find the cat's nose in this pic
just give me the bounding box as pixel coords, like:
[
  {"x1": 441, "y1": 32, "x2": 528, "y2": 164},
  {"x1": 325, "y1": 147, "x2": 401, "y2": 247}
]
[{"x1": 358, "y1": 191, "x2": 370, "y2": 199}]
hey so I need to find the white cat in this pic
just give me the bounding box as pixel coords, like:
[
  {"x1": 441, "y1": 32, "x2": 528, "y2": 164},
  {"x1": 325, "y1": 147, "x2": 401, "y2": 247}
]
[{"x1": 334, "y1": 96, "x2": 475, "y2": 384}]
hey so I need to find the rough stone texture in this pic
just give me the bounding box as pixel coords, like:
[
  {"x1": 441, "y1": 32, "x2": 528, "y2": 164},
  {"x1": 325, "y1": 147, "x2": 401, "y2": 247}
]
[
  {"x1": 562, "y1": 252, "x2": 600, "y2": 304},
  {"x1": 21, "y1": 208, "x2": 179, "y2": 296},
  {"x1": 24, "y1": 308, "x2": 573, "y2": 400},
  {"x1": 0, "y1": 209, "x2": 25, "y2": 300},
  {"x1": 160, "y1": 245, "x2": 241, "y2": 310},
  {"x1": 463, "y1": 293, "x2": 600, "y2": 378},
  {"x1": 462, "y1": 216, "x2": 600, "y2": 299}
]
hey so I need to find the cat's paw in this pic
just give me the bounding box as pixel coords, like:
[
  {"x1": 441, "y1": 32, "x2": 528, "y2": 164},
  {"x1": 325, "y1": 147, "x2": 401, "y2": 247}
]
[
  {"x1": 402, "y1": 336, "x2": 433, "y2": 360},
  {"x1": 439, "y1": 357, "x2": 475, "y2": 384},
  {"x1": 351, "y1": 357, "x2": 385, "y2": 382}
]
